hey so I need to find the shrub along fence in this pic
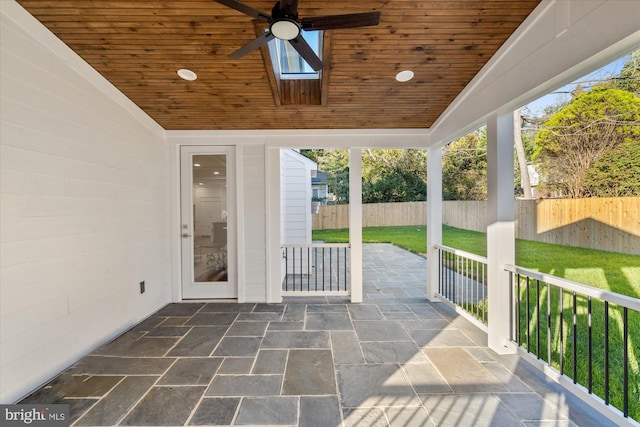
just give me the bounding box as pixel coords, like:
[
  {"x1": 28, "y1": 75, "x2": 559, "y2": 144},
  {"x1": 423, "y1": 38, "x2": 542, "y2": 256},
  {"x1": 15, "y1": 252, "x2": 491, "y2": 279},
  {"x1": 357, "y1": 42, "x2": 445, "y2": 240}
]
[{"x1": 312, "y1": 198, "x2": 640, "y2": 256}]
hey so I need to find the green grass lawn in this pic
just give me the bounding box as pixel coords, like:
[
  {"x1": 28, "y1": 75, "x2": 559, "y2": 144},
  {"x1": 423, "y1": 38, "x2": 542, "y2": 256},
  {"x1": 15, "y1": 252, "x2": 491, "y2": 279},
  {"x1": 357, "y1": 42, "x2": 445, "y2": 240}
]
[
  {"x1": 313, "y1": 224, "x2": 640, "y2": 420},
  {"x1": 313, "y1": 225, "x2": 640, "y2": 298}
]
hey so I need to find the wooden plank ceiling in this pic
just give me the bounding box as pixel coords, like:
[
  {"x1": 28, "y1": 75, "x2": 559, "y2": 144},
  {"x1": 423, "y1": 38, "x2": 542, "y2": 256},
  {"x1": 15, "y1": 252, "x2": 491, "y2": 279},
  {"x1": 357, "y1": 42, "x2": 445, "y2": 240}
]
[{"x1": 16, "y1": 0, "x2": 541, "y2": 130}]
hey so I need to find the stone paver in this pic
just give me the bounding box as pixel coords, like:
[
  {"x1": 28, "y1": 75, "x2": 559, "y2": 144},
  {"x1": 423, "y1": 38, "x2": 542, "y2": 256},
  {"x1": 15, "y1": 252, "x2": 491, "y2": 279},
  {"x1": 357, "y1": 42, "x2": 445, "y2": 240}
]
[{"x1": 18, "y1": 243, "x2": 614, "y2": 426}]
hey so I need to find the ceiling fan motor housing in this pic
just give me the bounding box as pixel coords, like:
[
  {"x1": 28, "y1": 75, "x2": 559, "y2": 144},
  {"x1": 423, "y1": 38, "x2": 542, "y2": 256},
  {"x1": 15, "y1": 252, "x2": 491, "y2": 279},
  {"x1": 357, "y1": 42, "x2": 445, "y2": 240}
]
[
  {"x1": 270, "y1": 19, "x2": 301, "y2": 40},
  {"x1": 270, "y1": 1, "x2": 301, "y2": 40}
]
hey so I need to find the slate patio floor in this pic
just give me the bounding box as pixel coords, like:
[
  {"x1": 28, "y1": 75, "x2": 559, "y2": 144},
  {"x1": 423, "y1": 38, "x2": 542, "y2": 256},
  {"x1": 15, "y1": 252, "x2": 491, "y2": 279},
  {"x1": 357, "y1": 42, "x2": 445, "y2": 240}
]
[{"x1": 20, "y1": 244, "x2": 616, "y2": 426}]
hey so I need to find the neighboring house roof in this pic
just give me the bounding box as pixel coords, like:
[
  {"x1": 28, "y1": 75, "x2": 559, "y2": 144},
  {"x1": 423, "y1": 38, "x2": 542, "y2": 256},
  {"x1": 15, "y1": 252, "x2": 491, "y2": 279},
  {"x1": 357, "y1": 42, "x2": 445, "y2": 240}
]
[{"x1": 283, "y1": 149, "x2": 318, "y2": 172}]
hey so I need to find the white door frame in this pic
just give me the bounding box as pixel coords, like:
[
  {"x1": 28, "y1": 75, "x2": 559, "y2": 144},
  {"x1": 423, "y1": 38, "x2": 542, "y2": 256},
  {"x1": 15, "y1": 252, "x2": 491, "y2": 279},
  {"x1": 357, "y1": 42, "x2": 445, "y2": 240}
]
[{"x1": 179, "y1": 145, "x2": 238, "y2": 299}]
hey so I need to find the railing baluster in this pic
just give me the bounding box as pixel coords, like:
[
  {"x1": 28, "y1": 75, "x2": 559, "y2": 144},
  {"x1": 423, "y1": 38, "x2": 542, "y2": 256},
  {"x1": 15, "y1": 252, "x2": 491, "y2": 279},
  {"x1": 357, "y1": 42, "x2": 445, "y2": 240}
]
[
  {"x1": 329, "y1": 247, "x2": 333, "y2": 291},
  {"x1": 285, "y1": 248, "x2": 289, "y2": 292},
  {"x1": 623, "y1": 306, "x2": 628, "y2": 418},
  {"x1": 588, "y1": 296, "x2": 592, "y2": 394},
  {"x1": 314, "y1": 247, "x2": 318, "y2": 292},
  {"x1": 293, "y1": 247, "x2": 296, "y2": 291},
  {"x1": 322, "y1": 247, "x2": 326, "y2": 291},
  {"x1": 604, "y1": 301, "x2": 609, "y2": 405},
  {"x1": 572, "y1": 291, "x2": 577, "y2": 384},
  {"x1": 307, "y1": 247, "x2": 310, "y2": 292},
  {"x1": 465, "y1": 257, "x2": 469, "y2": 312},
  {"x1": 536, "y1": 279, "x2": 541, "y2": 359},
  {"x1": 448, "y1": 251, "x2": 452, "y2": 301},
  {"x1": 547, "y1": 282, "x2": 551, "y2": 366},
  {"x1": 526, "y1": 276, "x2": 530, "y2": 353},
  {"x1": 516, "y1": 273, "x2": 520, "y2": 345},
  {"x1": 559, "y1": 288, "x2": 564, "y2": 375},
  {"x1": 475, "y1": 260, "x2": 479, "y2": 319},
  {"x1": 344, "y1": 247, "x2": 347, "y2": 292},
  {"x1": 482, "y1": 261, "x2": 486, "y2": 323},
  {"x1": 336, "y1": 247, "x2": 340, "y2": 291}
]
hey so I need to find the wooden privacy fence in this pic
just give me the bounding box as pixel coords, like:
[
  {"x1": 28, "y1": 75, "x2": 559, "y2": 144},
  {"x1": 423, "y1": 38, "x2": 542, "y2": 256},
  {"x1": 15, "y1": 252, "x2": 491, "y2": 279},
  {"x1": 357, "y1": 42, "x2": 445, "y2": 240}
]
[{"x1": 312, "y1": 198, "x2": 640, "y2": 255}]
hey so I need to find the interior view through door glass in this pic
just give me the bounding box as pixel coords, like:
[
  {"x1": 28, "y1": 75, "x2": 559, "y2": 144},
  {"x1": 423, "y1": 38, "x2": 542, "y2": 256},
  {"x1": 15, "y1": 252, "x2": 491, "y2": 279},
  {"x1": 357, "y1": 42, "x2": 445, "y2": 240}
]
[{"x1": 192, "y1": 154, "x2": 228, "y2": 282}]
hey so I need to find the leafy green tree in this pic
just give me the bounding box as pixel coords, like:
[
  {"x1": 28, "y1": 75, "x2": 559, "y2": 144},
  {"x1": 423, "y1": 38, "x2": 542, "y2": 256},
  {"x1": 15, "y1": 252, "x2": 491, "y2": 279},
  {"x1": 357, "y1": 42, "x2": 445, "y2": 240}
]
[
  {"x1": 533, "y1": 87, "x2": 640, "y2": 198},
  {"x1": 442, "y1": 129, "x2": 487, "y2": 200},
  {"x1": 583, "y1": 139, "x2": 640, "y2": 196},
  {"x1": 611, "y1": 49, "x2": 640, "y2": 95},
  {"x1": 302, "y1": 148, "x2": 428, "y2": 204},
  {"x1": 362, "y1": 149, "x2": 427, "y2": 203}
]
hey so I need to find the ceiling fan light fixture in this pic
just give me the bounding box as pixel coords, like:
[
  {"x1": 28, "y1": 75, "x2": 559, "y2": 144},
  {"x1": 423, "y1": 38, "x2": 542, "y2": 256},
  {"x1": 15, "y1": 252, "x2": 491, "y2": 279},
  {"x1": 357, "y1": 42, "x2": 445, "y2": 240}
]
[
  {"x1": 395, "y1": 70, "x2": 414, "y2": 82},
  {"x1": 270, "y1": 19, "x2": 301, "y2": 40},
  {"x1": 177, "y1": 68, "x2": 197, "y2": 81}
]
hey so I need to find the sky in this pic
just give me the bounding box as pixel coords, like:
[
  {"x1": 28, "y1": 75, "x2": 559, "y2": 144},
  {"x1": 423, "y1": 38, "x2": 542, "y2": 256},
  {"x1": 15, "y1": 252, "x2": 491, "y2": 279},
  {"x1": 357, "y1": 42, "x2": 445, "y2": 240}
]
[{"x1": 523, "y1": 53, "x2": 631, "y2": 117}]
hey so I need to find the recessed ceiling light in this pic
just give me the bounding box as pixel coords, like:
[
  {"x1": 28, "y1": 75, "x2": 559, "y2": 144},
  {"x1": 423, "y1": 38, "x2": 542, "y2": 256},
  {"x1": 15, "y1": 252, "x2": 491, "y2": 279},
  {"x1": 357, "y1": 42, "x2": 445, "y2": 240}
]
[
  {"x1": 194, "y1": 163, "x2": 201, "y2": 167},
  {"x1": 213, "y1": 171, "x2": 220, "y2": 175},
  {"x1": 395, "y1": 70, "x2": 414, "y2": 82},
  {"x1": 178, "y1": 69, "x2": 197, "y2": 81},
  {"x1": 198, "y1": 182, "x2": 204, "y2": 186}
]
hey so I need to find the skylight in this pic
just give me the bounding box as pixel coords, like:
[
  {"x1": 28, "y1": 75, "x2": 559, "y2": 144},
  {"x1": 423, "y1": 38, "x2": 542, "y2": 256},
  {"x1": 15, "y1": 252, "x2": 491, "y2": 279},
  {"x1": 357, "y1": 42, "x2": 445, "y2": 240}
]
[{"x1": 268, "y1": 30, "x2": 323, "y2": 80}]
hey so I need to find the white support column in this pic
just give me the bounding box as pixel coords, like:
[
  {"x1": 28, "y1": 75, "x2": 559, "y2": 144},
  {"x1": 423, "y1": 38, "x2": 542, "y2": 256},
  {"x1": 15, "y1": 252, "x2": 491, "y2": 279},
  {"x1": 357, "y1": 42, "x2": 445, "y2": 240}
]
[
  {"x1": 426, "y1": 146, "x2": 443, "y2": 301},
  {"x1": 486, "y1": 111, "x2": 516, "y2": 354},
  {"x1": 349, "y1": 148, "x2": 363, "y2": 303},
  {"x1": 266, "y1": 147, "x2": 282, "y2": 303}
]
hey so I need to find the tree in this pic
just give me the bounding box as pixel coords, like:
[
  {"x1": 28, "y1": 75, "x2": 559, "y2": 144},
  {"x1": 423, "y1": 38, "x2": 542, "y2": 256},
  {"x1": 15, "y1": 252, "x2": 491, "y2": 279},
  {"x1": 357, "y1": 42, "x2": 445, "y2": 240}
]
[
  {"x1": 583, "y1": 139, "x2": 640, "y2": 196},
  {"x1": 514, "y1": 109, "x2": 533, "y2": 198},
  {"x1": 302, "y1": 148, "x2": 428, "y2": 204},
  {"x1": 533, "y1": 87, "x2": 640, "y2": 198},
  {"x1": 362, "y1": 149, "x2": 427, "y2": 203},
  {"x1": 442, "y1": 129, "x2": 487, "y2": 200},
  {"x1": 611, "y1": 49, "x2": 640, "y2": 95}
]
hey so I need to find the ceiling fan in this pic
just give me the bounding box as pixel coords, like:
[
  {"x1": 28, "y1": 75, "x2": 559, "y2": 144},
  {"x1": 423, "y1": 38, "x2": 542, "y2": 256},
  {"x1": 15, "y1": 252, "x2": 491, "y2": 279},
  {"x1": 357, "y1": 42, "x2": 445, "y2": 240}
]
[{"x1": 214, "y1": 0, "x2": 381, "y2": 71}]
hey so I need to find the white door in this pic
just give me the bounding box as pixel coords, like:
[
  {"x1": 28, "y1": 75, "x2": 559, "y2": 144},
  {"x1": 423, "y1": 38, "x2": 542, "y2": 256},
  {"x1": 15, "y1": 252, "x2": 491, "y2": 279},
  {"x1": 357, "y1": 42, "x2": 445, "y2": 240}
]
[{"x1": 180, "y1": 146, "x2": 237, "y2": 299}]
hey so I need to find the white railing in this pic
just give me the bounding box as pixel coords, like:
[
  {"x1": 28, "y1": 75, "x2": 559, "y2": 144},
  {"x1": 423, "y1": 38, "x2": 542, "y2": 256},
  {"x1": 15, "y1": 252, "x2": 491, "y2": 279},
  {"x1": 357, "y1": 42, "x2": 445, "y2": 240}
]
[
  {"x1": 435, "y1": 244, "x2": 488, "y2": 326},
  {"x1": 506, "y1": 264, "x2": 640, "y2": 422},
  {"x1": 282, "y1": 244, "x2": 350, "y2": 296}
]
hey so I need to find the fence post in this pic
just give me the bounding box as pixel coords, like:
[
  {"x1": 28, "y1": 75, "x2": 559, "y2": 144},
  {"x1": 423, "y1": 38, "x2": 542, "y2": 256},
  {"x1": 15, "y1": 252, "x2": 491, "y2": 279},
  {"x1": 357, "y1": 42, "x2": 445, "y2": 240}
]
[{"x1": 487, "y1": 111, "x2": 516, "y2": 354}]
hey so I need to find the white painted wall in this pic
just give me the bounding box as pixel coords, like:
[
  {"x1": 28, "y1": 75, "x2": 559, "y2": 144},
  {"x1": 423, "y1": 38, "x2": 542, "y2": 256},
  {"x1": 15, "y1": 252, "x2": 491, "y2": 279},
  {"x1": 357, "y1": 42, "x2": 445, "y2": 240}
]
[
  {"x1": 241, "y1": 144, "x2": 267, "y2": 302},
  {"x1": 0, "y1": 3, "x2": 171, "y2": 403},
  {"x1": 281, "y1": 150, "x2": 316, "y2": 245}
]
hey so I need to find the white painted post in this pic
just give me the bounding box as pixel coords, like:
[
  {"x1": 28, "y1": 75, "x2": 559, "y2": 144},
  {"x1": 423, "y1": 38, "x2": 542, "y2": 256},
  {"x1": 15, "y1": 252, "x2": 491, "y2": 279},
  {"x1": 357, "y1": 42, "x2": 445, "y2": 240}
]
[
  {"x1": 266, "y1": 147, "x2": 282, "y2": 303},
  {"x1": 486, "y1": 111, "x2": 516, "y2": 354},
  {"x1": 426, "y1": 146, "x2": 443, "y2": 301},
  {"x1": 349, "y1": 148, "x2": 363, "y2": 303}
]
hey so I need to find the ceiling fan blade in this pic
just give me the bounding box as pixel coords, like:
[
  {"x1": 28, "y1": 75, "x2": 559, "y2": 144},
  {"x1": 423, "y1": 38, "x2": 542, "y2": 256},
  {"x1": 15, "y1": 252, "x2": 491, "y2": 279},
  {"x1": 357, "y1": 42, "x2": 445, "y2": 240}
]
[
  {"x1": 213, "y1": 0, "x2": 271, "y2": 23},
  {"x1": 229, "y1": 32, "x2": 275, "y2": 59},
  {"x1": 288, "y1": 36, "x2": 324, "y2": 71},
  {"x1": 301, "y1": 11, "x2": 381, "y2": 31}
]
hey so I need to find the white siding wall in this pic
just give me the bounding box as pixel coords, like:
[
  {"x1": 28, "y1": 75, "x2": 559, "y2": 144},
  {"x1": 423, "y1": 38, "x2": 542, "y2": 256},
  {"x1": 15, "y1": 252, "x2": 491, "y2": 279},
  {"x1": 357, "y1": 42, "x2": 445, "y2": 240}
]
[
  {"x1": 241, "y1": 144, "x2": 267, "y2": 302},
  {"x1": 281, "y1": 151, "x2": 312, "y2": 245},
  {"x1": 0, "y1": 3, "x2": 171, "y2": 403}
]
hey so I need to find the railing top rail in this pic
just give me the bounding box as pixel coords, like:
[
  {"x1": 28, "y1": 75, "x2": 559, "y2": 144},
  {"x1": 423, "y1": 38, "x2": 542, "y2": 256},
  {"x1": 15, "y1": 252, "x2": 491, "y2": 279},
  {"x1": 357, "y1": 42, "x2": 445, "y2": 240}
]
[
  {"x1": 435, "y1": 244, "x2": 488, "y2": 264},
  {"x1": 505, "y1": 264, "x2": 640, "y2": 311},
  {"x1": 282, "y1": 243, "x2": 350, "y2": 249}
]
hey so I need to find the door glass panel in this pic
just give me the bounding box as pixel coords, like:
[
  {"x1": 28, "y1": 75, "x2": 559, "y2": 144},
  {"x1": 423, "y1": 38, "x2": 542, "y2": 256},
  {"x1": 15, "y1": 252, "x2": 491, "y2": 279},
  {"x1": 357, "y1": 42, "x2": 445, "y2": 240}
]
[{"x1": 192, "y1": 154, "x2": 228, "y2": 282}]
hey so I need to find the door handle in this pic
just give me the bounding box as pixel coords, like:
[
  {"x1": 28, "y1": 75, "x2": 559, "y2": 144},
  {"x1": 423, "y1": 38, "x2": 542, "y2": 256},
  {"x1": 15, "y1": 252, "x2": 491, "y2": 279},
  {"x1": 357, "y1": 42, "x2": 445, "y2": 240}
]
[{"x1": 182, "y1": 233, "x2": 191, "y2": 238}]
